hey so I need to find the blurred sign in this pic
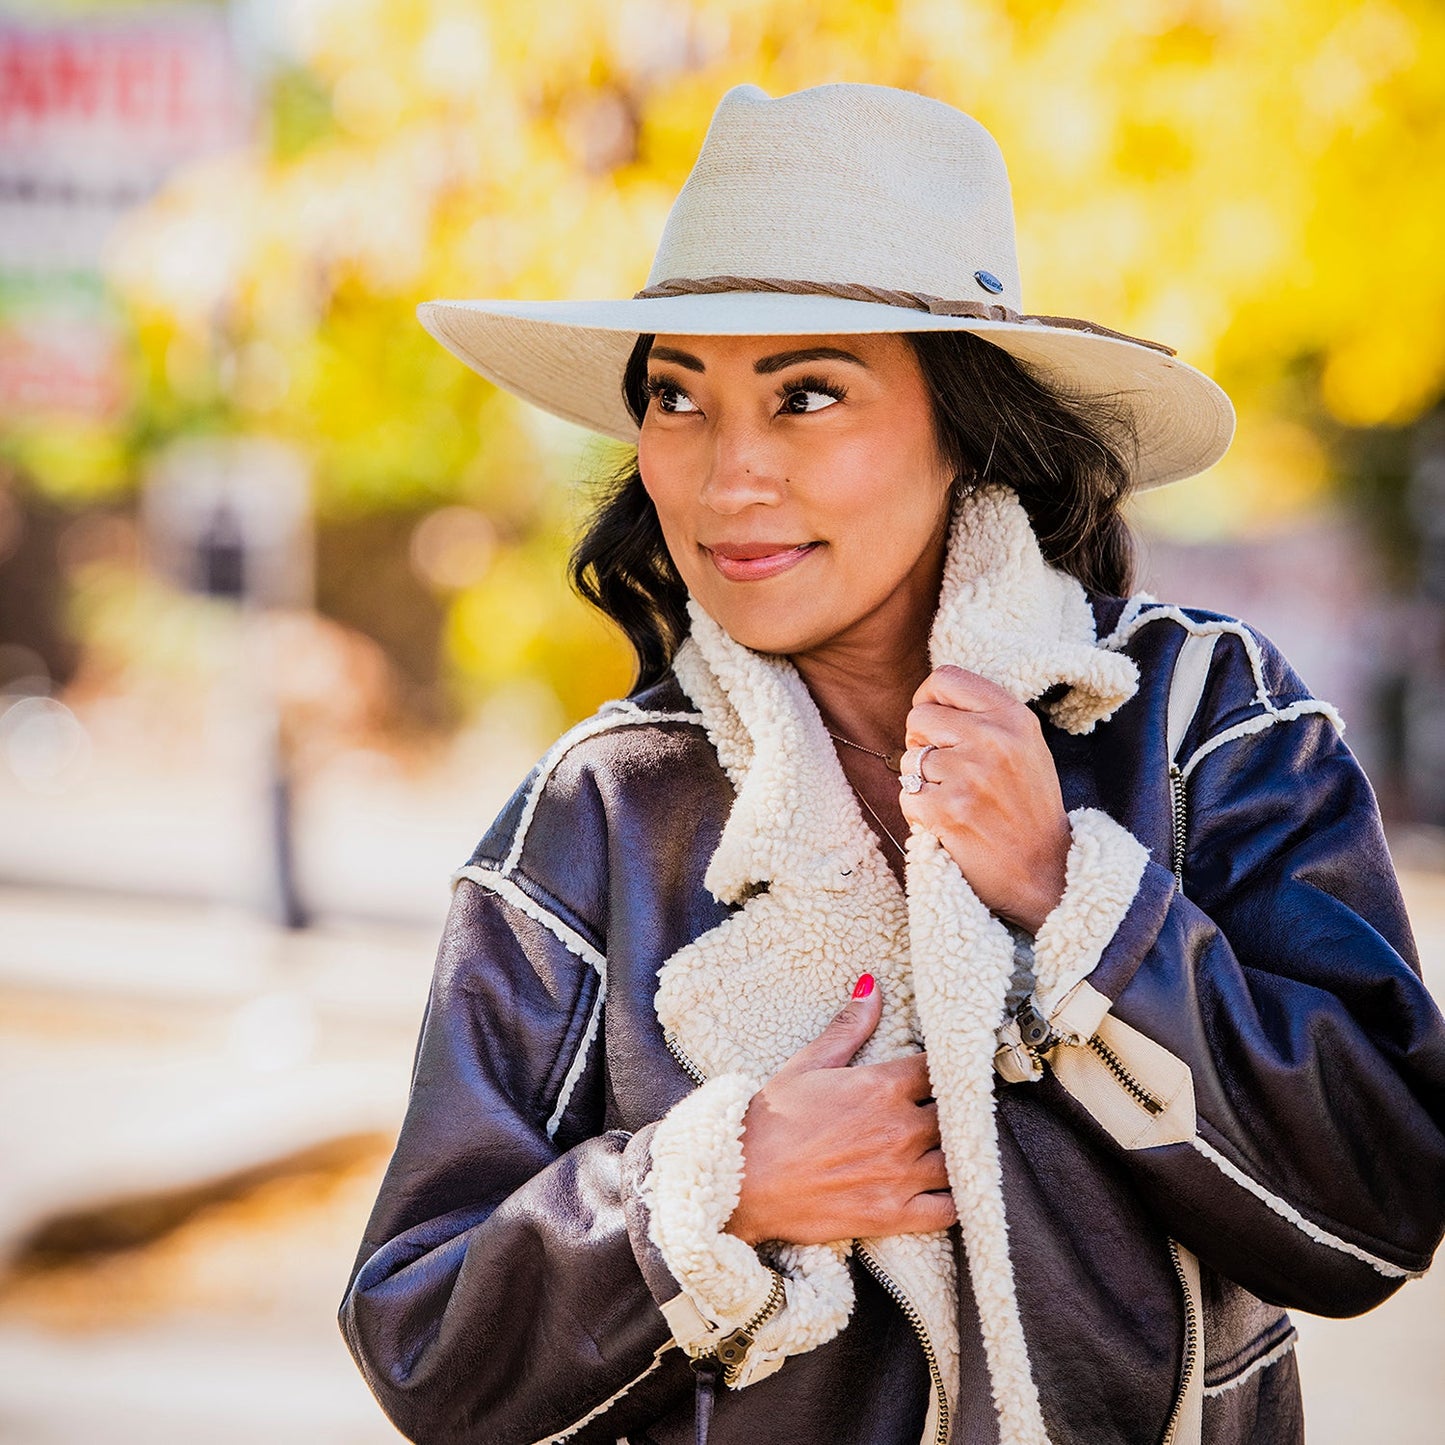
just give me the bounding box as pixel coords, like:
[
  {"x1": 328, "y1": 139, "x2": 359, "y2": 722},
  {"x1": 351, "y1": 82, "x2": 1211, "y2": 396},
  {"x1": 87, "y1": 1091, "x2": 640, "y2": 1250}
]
[
  {"x1": 0, "y1": 301, "x2": 127, "y2": 418},
  {"x1": 0, "y1": 5, "x2": 250, "y2": 421},
  {"x1": 142, "y1": 435, "x2": 312, "y2": 609},
  {"x1": 0, "y1": 7, "x2": 248, "y2": 273}
]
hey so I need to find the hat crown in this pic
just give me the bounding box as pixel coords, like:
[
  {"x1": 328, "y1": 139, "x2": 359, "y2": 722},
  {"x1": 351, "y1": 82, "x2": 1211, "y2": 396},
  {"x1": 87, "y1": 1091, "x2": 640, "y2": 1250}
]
[{"x1": 646, "y1": 83, "x2": 1023, "y2": 310}]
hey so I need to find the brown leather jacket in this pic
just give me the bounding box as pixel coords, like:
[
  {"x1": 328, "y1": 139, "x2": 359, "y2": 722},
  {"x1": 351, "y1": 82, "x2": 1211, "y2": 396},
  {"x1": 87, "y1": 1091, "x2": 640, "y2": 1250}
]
[{"x1": 339, "y1": 596, "x2": 1445, "y2": 1444}]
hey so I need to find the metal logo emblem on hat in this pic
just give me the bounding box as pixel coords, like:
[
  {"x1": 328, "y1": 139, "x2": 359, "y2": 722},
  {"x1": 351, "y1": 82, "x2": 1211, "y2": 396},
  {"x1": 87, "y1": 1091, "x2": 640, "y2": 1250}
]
[{"x1": 418, "y1": 82, "x2": 1235, "y2": 489}]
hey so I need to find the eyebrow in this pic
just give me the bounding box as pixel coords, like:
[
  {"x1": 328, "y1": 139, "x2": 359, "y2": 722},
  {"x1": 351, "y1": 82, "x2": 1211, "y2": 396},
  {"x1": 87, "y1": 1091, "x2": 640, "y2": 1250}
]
[
  {"x1": 755, "y1": 346, "x2": 871, "y2": 374},
  {"x1": 647, "y1": 345, "x2": 871, "y2": 375},
  {"x1": 648, "y1": 346, "x2": 706, "y2": 372}
]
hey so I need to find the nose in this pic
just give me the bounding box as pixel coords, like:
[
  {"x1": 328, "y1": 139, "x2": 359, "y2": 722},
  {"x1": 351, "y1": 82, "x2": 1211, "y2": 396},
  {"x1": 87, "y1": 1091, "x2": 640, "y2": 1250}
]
[{"x1": 699, "y1": 416, "x2": 785, "y2": 515}]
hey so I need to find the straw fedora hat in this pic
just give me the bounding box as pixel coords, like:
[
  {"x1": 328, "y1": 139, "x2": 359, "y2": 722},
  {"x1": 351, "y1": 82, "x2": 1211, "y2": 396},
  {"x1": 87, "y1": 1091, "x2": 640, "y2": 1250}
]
[{"x1": 418, "y1": 82, "x2": 1234, "y2": 489}]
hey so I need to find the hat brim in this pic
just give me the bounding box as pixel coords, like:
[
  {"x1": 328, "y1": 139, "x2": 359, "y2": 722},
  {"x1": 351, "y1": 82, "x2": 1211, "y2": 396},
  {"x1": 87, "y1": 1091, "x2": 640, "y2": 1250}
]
[{"x1": 417, "y1": 292, "x2": 1234, "y2": 490}]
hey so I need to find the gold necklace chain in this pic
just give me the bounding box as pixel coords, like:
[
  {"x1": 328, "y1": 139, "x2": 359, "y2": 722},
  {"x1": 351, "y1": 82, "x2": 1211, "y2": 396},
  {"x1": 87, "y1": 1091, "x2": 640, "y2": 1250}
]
[
  {"x1": 825, "y1": 728, "x2": 904, "y2": 774},
  {"x1": 853, "y1": 784, "x2": 907, "y2": 858},
  {"x1": 825, "y1": 728, "x2": 908, "y2": 857}
]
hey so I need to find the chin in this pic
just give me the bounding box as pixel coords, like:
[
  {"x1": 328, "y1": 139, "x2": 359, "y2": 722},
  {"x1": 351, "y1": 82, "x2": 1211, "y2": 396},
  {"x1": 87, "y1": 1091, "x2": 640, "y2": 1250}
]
[{"x1": 696, "y1": 601, "x2": 838, "y2": 657}]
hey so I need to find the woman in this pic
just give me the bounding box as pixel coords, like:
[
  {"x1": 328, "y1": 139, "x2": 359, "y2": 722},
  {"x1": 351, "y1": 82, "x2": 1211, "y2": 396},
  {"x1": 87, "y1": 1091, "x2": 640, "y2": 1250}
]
[{"x1": 339, "y1": 83, "x2": 1445, "y2": 1445}]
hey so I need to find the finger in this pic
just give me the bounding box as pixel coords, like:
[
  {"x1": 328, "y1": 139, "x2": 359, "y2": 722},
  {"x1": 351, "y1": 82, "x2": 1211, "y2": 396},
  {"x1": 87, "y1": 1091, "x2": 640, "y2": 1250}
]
[
  {"x1": 904, "y1": 701, "x2": 1002, "y2": 751},
  {"x1": 776, "y1": 974, "x2": 883, "y2": 1077},
  {"x1": 912, "y1": 1145, "x2": 950, "y2": 1194},
  {"x1": 902, "y1": 703, "x2": 966, "y2": 750},
  {"x1": 912, "y1": 1101, "x2": 941, "y2": 1150},
  {"x1": 860, "y1": 1051, "x2": 935, "y2": 1100},
  {"x1": 897, "y1": 1189, "x2": 958, "y2": 1235},
  {"x1": 912, "y1": 665, "x2": 1017, "y2": 715}
]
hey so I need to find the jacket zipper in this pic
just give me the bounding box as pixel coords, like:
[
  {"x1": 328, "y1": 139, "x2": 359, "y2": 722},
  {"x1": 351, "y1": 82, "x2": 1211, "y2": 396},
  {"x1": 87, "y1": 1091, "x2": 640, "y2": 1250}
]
[
  {"x1": 1083, "y1": 1034, "x2": 1165, "y2": 1116},
  {"x1": 1160, "y1": 1241, "x2": 1200, "y2": 1445},
  {"x1": 705, "y1": 1267, "x2": 787, "y2": 1385},
  {"x1": 1015, "y1": 1003, "x2": 1167, "y2": 1118},
  {"x1": 1160, "y1": 766, "x2": 1197, "y2": 1441},
  {"x1": 1168, "y1": 763, "x2": 1187, "y2": 883},
  {"x1": 666, "y1": 1032, "x2": 948, "y2": 1443},
  {"x1": 856, "y1": 1245, "x2": 950, "y2": 1445},
  {"x1": 664, "y1": 1030, "x2": 708, "y2": 1085}
]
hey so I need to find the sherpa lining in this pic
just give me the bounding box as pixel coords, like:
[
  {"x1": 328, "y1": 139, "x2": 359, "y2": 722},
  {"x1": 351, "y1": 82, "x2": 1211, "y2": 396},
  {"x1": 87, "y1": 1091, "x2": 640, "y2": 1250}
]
[
  {"x1": 1033, "y1": 808, "x2": 1152, "y2": 1017},
  {"x1": 642, "y1": 1071, "x2": 854, "y2": 1385},
  {"x1": 648, "y1": 486, "x2": 1146, "y2": 1439}
]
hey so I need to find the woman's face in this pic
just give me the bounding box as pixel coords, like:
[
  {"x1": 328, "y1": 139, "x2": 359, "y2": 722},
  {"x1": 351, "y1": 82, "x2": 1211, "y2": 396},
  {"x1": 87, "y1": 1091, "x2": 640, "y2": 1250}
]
[{"x1": 637, "y1": 332, "x2": 956, "y2": 657}]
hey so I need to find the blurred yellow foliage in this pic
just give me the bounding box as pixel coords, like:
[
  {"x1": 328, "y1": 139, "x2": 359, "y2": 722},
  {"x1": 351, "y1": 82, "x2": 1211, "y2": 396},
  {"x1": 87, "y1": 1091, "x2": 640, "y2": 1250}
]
[
  {"x1": 18, "y1": 0, "x2": 1445, "y2": 714},
  {"x1": 5, "y1": 422, "x2": 129, "y2": 505}
]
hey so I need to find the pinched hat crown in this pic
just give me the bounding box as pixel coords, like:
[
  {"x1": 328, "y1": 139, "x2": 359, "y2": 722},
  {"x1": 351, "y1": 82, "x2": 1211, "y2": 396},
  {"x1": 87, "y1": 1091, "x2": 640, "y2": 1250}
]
[{"x1": 648, "y1": 84, "x2": 1023, "y2": 311}]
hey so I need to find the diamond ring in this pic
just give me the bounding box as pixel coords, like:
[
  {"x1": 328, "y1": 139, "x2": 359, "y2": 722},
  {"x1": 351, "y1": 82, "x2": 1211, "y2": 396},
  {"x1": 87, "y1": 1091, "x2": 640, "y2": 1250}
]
[{"x1": 900, "y1": 743, "x2": 939, "y2": 794}]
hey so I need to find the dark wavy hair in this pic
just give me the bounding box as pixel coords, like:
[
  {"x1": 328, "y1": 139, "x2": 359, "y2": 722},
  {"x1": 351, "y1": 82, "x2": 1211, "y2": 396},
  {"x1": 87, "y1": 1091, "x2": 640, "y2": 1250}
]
[{"x1": 569, "y1": 330, "x2": 1139, "y2": 691}]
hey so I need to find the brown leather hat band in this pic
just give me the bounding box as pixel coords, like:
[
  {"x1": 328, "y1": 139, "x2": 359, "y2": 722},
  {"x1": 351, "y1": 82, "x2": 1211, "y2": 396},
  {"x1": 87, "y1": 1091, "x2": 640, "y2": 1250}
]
[{"x1": 632, "y1": 275, "x2": 1177, "y2": 357}]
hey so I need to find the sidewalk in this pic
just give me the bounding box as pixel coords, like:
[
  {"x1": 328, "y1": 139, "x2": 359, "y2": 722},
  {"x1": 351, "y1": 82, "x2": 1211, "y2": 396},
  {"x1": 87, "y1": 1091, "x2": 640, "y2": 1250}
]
[
  {"x1": 0, "y1": 885, "x2": 433, "y2": 1444},
  {"x1": 0, "y1": 885, "x2": 437, "y2": 1263}
]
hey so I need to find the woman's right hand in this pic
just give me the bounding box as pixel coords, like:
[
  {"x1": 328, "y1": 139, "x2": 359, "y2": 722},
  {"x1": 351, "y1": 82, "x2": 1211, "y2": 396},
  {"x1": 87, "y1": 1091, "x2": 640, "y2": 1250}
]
[{"x1": 724, "y1": 976, "x2": 957, "y2": 1246}]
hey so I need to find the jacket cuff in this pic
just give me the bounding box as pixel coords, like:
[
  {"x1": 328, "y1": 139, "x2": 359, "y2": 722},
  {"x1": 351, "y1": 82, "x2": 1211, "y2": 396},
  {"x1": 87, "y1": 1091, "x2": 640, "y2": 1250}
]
[
  {"x1": 1031, "y1": 807, "x2": 1151, "y2": 1018},
  {"x1": 994, "y1": 815, "x2": 1197, "y2": 1151},
  {"x1": 619, "y1": 1122, "x2": 684, "y2": 1307},
  {"x1": 628, "y1": 1072, "x2": 854, "y2": 1387}
]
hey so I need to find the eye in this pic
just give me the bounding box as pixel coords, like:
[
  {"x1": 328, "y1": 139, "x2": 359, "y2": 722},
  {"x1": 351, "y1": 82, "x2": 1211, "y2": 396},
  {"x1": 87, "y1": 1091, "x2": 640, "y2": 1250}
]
[
  {"x1": 778, "y1": 375, "x2": 847, "y2": 414},
  {"x1": 645, "y1": 377, "x2": 699, "y2": 414}
]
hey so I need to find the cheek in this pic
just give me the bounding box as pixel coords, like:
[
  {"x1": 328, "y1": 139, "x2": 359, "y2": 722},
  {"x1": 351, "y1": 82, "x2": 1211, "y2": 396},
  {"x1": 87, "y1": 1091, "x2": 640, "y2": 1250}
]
[
  {"x1": 636, "y1": 430, "x2": 664, "y2": 504},
  {"x1": 637, "y1": 435, "x2": 685, "y2": 529},
  {"x1": 637, "y1": 417, "x2": 704, "y2": 491},
  {"x1": 820, "y1": 438, "x2": 951, "y2": 558},
  {"x1": 637, "y1": 437, "x2": 707, "y2": 585}
]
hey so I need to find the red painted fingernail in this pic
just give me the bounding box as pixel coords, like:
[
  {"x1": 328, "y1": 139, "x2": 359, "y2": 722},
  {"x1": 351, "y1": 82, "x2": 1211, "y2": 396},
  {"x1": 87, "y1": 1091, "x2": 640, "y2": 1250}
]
[{"x1": 852, "y1": 973, "x2": 875, "y2": 999}]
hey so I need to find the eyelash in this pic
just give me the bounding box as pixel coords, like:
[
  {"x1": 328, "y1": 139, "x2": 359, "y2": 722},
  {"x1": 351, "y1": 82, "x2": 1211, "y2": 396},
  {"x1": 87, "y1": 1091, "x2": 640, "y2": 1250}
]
[
  {"x1": 780, "y1": 375, "x2": 848, "y2": 410},
  {"x1": 643, "y1": 378, "x2": 685, "y2": 410},
  {"x1": 644, "y1": 375, "x2": 848, "y2": 413}
]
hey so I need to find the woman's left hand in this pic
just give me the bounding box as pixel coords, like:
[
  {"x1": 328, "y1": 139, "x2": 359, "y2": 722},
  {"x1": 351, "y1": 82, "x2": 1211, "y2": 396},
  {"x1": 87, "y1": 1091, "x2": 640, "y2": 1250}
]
[{"x1": 899, "y1": 665, "x2": 1071, "y2": 934}]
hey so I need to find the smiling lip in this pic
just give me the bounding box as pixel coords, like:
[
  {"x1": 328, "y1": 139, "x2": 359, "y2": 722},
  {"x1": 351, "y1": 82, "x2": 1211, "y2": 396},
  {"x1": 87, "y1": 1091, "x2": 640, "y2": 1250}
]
[{"x1": 704, "y1": 541, "x2": 821, "y2": 581}]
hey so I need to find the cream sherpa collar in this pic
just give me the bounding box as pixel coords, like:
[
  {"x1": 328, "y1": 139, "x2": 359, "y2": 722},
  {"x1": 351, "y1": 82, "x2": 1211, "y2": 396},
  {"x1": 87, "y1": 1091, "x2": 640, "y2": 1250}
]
[
  {"x1": 681, "y1": 484, "x2": 1138, "y2": 902},
  {"x1": 658, "y1": 485, "x2": 1141, "y2": 1444}
]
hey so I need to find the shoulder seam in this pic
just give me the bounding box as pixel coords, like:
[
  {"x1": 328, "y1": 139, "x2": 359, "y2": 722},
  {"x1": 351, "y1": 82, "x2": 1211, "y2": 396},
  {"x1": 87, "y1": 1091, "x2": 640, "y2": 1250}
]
[
  {"x1": 450, "y1": 864, "x2": 605, "y2": 973},
  {"x1": 500, "y1": 705, "x2": 704, "y2": 876},
  {"x1": 1179, "y1": 700, "x2": 1344, "y2": 780},
  {"x1": 1101, "y1": 598, "x2": 1345, "y2": 773},
  {"x1": 1101, "y1": 599, "x2": 1272, "y2": 708}
]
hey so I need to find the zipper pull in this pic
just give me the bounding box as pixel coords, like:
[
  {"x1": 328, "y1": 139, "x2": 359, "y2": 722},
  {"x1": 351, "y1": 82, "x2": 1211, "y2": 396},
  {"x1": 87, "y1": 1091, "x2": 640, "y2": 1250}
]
[
  {"x1": 1014, "y1": 999, "x2": 1061, "y2": 1055},
  {"x1": 1003, "y1": 986, "x2": 1174, "y2": 1121},
  {"x1": 714, "y1": 1324, "x2": 759, "y2": 1374},
  {"x1": 994, "y1": 999, "x2": 1057, "y2": 1083},
  {"x1": 694, "y1": 1267, "x2": 786, "y2": 1389}
]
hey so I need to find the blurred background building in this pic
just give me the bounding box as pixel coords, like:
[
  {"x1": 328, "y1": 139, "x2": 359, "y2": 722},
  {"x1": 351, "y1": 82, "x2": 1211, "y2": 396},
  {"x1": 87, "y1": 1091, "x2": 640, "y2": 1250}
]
[{"x1": 0, "y1": 1, "x2": 1442, "y2": 1441}]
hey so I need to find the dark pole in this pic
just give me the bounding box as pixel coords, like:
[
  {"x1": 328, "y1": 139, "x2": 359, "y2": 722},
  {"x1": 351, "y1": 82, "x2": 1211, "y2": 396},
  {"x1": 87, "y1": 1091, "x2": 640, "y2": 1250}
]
[{"x1": 197, "y1": 498, "x2": 309, "y2": 929}]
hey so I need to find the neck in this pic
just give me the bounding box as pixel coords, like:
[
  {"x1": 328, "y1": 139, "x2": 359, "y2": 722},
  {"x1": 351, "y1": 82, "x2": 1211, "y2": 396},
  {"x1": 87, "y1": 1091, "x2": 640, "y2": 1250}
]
[{"x1": 790, "y1": 541, "x2": 944, "y2": 754}]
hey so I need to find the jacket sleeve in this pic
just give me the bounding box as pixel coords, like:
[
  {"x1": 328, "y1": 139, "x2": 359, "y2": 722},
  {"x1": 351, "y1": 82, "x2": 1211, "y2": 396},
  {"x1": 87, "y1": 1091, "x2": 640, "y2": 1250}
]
[
  {"x1": 1018, "y1": 624, "x2": 1445, "y2": 1317},
  {"x1": 338, "y1": 870, "x2": 686, "y2": 1444}
]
